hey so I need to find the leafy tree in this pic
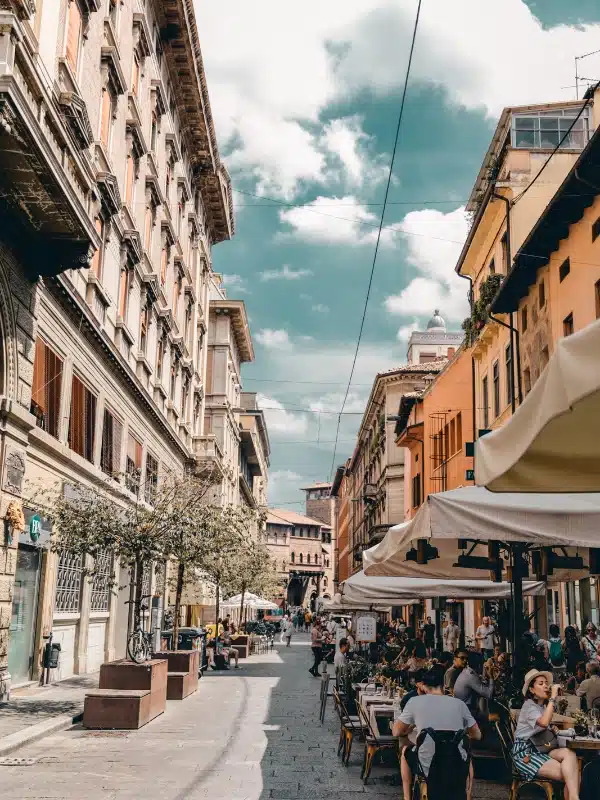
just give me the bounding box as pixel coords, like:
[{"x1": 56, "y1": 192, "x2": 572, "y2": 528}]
[{"x1": 226, "y1": 536, "x2": 277, "y2": 622}]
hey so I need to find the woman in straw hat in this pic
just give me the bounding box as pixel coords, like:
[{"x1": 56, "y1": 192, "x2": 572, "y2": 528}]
[{"x1": 512, "y1": 669, "x2": 580, "y2": 799}]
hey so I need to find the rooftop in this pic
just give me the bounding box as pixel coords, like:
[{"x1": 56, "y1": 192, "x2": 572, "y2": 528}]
[
  {"x1": 267, "y1": 508, "x2": 331, "y2": 528},
  {"x1": 301, "y1": 482, "x2": 332, "y2": 490}
]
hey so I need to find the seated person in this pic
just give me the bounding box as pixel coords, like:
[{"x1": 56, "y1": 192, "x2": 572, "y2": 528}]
[
  {"x1": 393, "y1": 665, "x2": 481, "y2": 800},
  {"x1": 444, "y1": 650, "x2": 468, "y2": 694},
  {"x1": 454, "y1": 651, "x2": 494, "y2": 715},
  {"x1": 334, "y1": 637, "x2": 350, "y2": 669},
  {"x1": 512, "y1": 670, "x2": 579, "y2": 800},
  {"x1": 399, "y1": 669, "x2": 426, "y2": 711},
  {"x1": 576, "y1": 661, "x2": 600, "y2": 712}
]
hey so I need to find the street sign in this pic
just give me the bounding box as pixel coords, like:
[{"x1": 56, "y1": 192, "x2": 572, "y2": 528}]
[
  {"x1": 29, "y1": 513, "x2": 42, "y2": 542},
  {"x1": 465, "y1": 469, "x2": 475, "y2": 481}
]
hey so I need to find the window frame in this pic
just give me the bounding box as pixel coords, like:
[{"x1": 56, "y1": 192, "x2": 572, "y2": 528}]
[
  {"x1": 482, "y1": 375, "x2": 489, "y2": 429},
  {"x1": 563, "y1": 312, "x2": 574, "y2": 337},
  {"x1": 68, "y1": 374, "x2": 97, "y2": 463},
  {"x1": 492, "y1": 360, "x2": 500, "y2": 419},
  {"x1": 559, "y1": 258, "x2": 571, "y2": 282}
]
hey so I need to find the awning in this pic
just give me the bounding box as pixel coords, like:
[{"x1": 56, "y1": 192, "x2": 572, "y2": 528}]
[
  {"x1": 342, "y1": 570, "x2": 545, "y2": 603},
  {"x1": 222, "y1": 592, "x2": 278, "y2": 610},
  {"x1": 323, "y1": 593, "x2": 400, "y2": 612},
  {"x1": 363, "y1": 486, "x2": 600, "y2": 579},
  {"x1": 475, "y1": 320, "x2": 600, "y2": 492}
]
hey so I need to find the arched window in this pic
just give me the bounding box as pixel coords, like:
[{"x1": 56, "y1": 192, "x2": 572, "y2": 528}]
[
  {"x1": 299, "y1": 553, "x2": 303, "y2": 564},
  {"x1": 291, "y1": 552, "x2": 295, "y2": 563},
  {"x1": 323, "y1": 577, "x2": 328, "y2": 587},
  {"x1": 307, "y1": 554, "x2": 311, "y2": 564}
]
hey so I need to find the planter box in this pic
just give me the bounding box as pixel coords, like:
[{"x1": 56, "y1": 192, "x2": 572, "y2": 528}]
[
  {"x1": 99, "y1": 658, "x2": 168, "y2": 693},
  {"x1": 167, "y1": 671, "x2": 198, "y2": 700},
  {"x1": 83, "y1": 689, "x2": 161, "y2": 729},
  {"x1": 230, "y1": 635, "x2": 250, "y2": 659},
  {"x1": 152, "y1": 650, "x2": 199, "y2": 675}
]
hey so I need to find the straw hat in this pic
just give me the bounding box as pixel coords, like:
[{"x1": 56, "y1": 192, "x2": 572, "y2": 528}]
[{"x1": 522, "y1": 668, "x2": 553, "y2": 697}]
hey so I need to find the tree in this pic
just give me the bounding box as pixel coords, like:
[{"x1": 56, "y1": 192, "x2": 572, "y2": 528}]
[{"x1": 226, "y1": 537, "x2": 276, "y2": 623}]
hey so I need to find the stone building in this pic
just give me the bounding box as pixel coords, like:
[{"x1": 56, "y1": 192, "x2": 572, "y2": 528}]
[
  {"x1": 265, "y1": 509, "x2": 332, "y2": 609},
  {"x1": 406, "y1": 312, "x2": 464, "y2": 364},
  {"x1": 302, "y1": 482, "x2": 337, "y2": 595},
  {"x1": 0, "y1": 0, "x2": 242, "y2": 697}
]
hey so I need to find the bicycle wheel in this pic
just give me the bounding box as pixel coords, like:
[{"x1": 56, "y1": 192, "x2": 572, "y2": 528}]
[{"x1": 127, "y1": 630, "x2": 150, "y2": 663}]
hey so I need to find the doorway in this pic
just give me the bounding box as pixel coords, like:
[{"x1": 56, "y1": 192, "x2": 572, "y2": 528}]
[{"x1": 8, "y1": 544, "x2": 41, "y2": 685}]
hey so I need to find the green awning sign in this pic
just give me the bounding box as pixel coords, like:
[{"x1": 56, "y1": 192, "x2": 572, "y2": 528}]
[{"x1": 29, "y1": 513, "x2": 42, "y2": 542}]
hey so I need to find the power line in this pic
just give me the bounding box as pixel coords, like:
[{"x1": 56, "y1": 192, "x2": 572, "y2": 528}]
[{"x1": 328, "y1": 0, "x2": 423, "y2": 482}]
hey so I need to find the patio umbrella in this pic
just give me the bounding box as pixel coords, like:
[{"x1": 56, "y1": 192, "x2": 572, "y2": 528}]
[
  {"x1": 363, "y1": 486, "x2": 600, "y2": 579},
  {"x1": 341, "y1": 571, "x2": 545, "y2": 603},
  {"x1": 475, "y1": 319, "x2": 600, "y2": 492}
]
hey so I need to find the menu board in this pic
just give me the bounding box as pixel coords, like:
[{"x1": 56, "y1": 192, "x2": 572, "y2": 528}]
[{"x1": 355, "y1": 613, "x2": 377, "y2": 642}]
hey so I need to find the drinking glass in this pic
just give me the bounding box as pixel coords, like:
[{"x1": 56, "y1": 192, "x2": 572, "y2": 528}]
[{"x1": 589, "y1": 708, "x2": 599, "y2": 738}]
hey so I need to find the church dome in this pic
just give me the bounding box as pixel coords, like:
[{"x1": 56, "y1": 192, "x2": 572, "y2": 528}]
[{"x1": 426, "y1": 310, "x2": 446, "y2": 331}]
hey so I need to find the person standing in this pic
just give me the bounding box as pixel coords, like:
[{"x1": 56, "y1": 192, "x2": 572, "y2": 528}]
[
  {"x1": 475, "y1": 616, "x2": 497, "y2": 660},
  {"x1": 423, "y1": 616, "x2": 436, "y2": 656},
  {"x1": 305, "y1": 609, "x2": 312, "y2": 633},
  {"x1": 280, "y1": 615, "x2": 289, "y2": 643},
  {"x1": 309, "y1": 620, "x2": 323, "y2": 676},
  {"x1": 443, "y1": 616, "x2": 461, "y2": 652},
  {"x1": 581, "y1": 623, "x2": 600, "y2": 663},
  {"x1": 282, "y1": 615, "x2": 294, "y2": 647}
]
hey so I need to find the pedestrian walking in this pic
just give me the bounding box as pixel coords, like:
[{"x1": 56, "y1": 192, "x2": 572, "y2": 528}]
[
  {"x1": 423, "y1": 615, "x2": 436, "y2": 656},
  {"x1": 304, "y1": 609, "x2": 312, "y2": 633},
  {"x1": 282, "y1": 616, "x2": 294, "y2": 647},
  {"x1": 309, "y1": 620, "x2": 323, "y2": 676},
  {"x1": 475, "y1": 616, "x2": 498, "y2": 660},
  {"x1": 280, "y1": 615, "x2": 289, "y2": 643},
  {"x1": 443, "y1": 616, "x2": 461, "y2": 652}
]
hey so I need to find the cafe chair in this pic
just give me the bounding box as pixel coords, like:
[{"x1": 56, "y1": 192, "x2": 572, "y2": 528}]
[
  {"x1": 357, "y1": 703, "x2": 398, "y2": 784},
  {"x1": 333, "y1": 687, "x2": 366, "y2": 765},
  {"x1": 319, "y1": 671, "x2": 334, "y2": 724}
]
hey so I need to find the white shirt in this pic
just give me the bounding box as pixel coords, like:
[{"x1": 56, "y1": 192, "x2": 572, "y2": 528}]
[
  {"x1": 334, "y1": 650, "x2": 347, "y2": 668},
  {"x1": 444, "y1": 623, "x2": 460, "y2": 646}
]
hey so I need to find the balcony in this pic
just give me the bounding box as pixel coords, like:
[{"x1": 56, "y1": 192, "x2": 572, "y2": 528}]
[
  {"x1": 0, "y1": 12, "x2": 101, "y2": 277},
  {"x1": 192, "y1": 433, "x2": 224, "y2": 476}
]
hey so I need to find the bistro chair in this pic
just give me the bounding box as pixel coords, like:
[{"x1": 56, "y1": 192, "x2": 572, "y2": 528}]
[
  {"x1": 357, "y1": 702, "x2": 398, "y2": 783},
  {"x1": 332, "y1": 687, "x2": 366, "y2": 765},
  {"x1": 319, "y1": 671, "x2": 333, "y2": 724}
]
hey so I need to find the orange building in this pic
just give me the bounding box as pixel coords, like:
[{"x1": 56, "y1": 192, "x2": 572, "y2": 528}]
[{"x1": 331, "y1": 462, "x2": 351, "y2": 584}]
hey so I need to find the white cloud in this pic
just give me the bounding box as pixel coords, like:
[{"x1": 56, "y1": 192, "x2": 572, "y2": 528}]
[
  {"x1": 310, "y1": 391, "x2": 366, "y2": 416},
  {"x1": 257, "y1": 395, "x2": 308, "y2": 437},
  {"x1": 312, "y1": 304, "x2": 330, "y2": 313},
  {"x1": 396, "y1": 320, "x2": 420, "y2": 342},
  {"x1": 221, "y1": 274, "x2": 249, "y2": 294},
  {"x1": 385, "y1": 206, "x2": 470, "y2": 322},
  {"x1": 260, "y1": 264, "x2": 313, "y2": 282},
  {"x1": 320, "y1": 116, "x2": 388, "y2": 186},
  {"x1": 279, "y1": 195, "x2": 397, "y2": 247},
  {"x1": 255, "y1": 328, "x2": 293, "y2": 350},
  {"x1": 196, "y1": 1, "x2": 600, "y2": 198}
]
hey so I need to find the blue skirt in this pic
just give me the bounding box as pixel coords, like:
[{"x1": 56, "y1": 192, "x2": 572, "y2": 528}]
[{"x1": 512, "y1": 739, "x2": 552, "y2": 780}]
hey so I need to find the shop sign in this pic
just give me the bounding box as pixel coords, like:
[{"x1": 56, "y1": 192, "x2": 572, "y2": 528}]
[{"x1": 24, "y1": 507, "x2": 52, "y2": 547}]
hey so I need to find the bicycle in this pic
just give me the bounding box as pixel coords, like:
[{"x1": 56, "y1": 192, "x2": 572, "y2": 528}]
[{"x1": 126, "y1": 595, "x2": 153, "y2": 664}]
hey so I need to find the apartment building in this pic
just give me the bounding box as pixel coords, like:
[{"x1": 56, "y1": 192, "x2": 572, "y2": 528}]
[
  {"x1": 0, "y1": 0, "x2": 240, "y2": 696},
  {"x1": 302, "y1": 482, "x2": 337, "y2": 595}
]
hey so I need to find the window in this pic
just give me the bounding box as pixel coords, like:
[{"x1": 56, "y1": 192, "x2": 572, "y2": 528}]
[
  {"x1": 456, "y1": 412, "x2": 462, "y2": 451},
  {"x1": 521, "y1": 305, "x2": 528, "y2": 332},
  {"x1": 489, "y1": 259, "x2": 495, "y2": 274},
  {"x1": 596, "y1": 280, "x2": 600, "y2": 320},
  {"x1": 505, "y1": 344, "x2": 513, "y2": 406},
  {"x1": 184, "y1": 303, "x2": 192, "y2": 346},
  {"x1": 31, "y1": 339, "x2": 63, "y2": 437},
  {"x1": 493, "y1": 360, "x2": 500, "y2": 419},
  {"x1": 559, "y1": 258, "x2": 571, "y2": 282},
  {"x1": 125, "y1": 155, "x2": 135, "y2": 207},
  {"x1": 447, "y1": 347, "x2": 456, "y2": 358},
  {"x1": 181, "y1": 375, "x2": 190, "y2": 417},
  {"x1": 160, "y1": 244, "x2": 169, "y2": 286},
  {"x1": 538, "y1": 280, "x2": 546, "y2": 308},
  {"x1": 482, "y1": 375, "x2": 489, "y2": 429},
  {"x1": 165, "y1": 158, "x2": 173, "y2": 202},
  {"x1": 592, "y1": 217, "x2": 600, "y2": 242},
  {"x1": 524, "y1": 368, "x2": 531, "y2": 395},
  {"x1": 169, "y1": 360, "x2": 177, "y2": 400},
  {"x1": 65, "y1": 0, "x2": 82, "y2": 73},
  {"x1": 512, "y1": 109, "x2": 589, "y2": 150},
  {"x1": 68, "y1": 376, "x2": 96, "y2": 462},
  {"x1": 90, "y1": 216, "x2": 105, "y2": 280},
  {"x1": 108, "y1": 0, "x2": 118, "y2": 30},
  {"x1": 150, "y1": 112, "x2": 158, "y2": 152},
  {"x1": 131, "y1": 54, "x2": 140, "y2": 97},
  {"x1": 100, "y1": 88, "x2": 113, "y2": 150},
  {"x1": 291, "y1": 552, "x2": 295, "y2": 563},
  {"x1": 500, "y1": 233, "x2": 508, "y2": 271},
  {"x1": 307, "y1": 554, "x2": 311, "y2": 565},
  {"x1": 126, "y1": 433, "x2": 143, "y2": 493},
  {"x1": 156, "y1": 336, "x2": 165, "y2": 381},
  {"x1": 419, "y1": 353, "x2": 437, "y2": 363},
  {"x1": 412, "y1": 474, "x2": 421, "y2": 508},
  {"x1": 144, "y1": 202, "x2": 155, "y2": 252},
  {"x1": 299, "y1": 553, "x2": 303, "y2": 564},
  {"x1": 118, "y1": 266, "x2": 129, "y2": 320},
  {"x1": 449, "y1": 417, "x2": 456, "y2": 454},
  {"x1": 563, "y1": 312, "x2": 574, "y2": 337},
  {"x1": 139, "y1": 303, "x2": 150, "y2": 355},
  {"x1": 172, "y1": 273, "x2": 182, "y2": 318},
  {"x1": 100, "y1": 408, "x2": 122, "y2": 477}
]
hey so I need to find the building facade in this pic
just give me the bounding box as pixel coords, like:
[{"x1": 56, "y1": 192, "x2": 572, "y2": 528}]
[
  {"x1": 265, "y1": 509, "x2": 332, "y2": 609},
  {"x1": 302, "y1": 482, "x2": 336, "y2": 595},
  {"x1": 406, "y1": 312, "x2": 463, "y2": 364},
  {"x1": 331, "y1": 463, "x2": 351, "y2": 584},
  {"x1": 0, "y1": 0, "x2": 244, "y2": 697}
]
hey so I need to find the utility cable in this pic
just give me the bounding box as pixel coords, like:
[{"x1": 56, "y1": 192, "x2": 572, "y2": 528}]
[{"x1": 328, "y1": 0, "x2": 423, "y2": 481}]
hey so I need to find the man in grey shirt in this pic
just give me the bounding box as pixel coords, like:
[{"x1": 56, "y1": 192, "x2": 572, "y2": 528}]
[
  {"x1": 576, "y1": 661, "x2": 600, "y2": 710},
  {"x1": 393, "y1": 666, "x2": 481, "y2": 800},
  {"x1": 453, "y1": 652, "x2": 494, "y2": 715}
]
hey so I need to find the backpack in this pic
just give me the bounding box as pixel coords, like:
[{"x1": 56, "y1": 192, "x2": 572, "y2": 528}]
[
  {"x1": 415, "y1": 728, "x2": 471, "y2": 800},
  {"x1": 549, "y1": 638, "x2": 564, "y2": 667}
]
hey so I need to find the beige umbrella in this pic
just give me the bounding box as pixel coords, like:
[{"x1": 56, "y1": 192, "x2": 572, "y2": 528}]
[{"x1": 475, "y1": 318, "x2": 600, "y2": 492}]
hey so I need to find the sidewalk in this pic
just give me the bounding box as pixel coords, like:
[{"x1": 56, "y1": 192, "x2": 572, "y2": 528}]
[{"x1": 0, "y1": 673, "x2": 98, "y2": 756}]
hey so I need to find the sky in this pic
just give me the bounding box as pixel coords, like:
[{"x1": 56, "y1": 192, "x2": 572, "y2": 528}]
[{"x1": 194, "y1": 0, "x2": 600, "y2": 509}]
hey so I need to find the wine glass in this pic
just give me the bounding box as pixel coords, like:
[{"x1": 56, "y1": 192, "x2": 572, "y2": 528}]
[{"x1": 589, "y1": 707, "x2": 599, "y2": 738}]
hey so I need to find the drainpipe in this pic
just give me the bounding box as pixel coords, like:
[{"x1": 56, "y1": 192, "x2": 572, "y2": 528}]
[
  {"x1": 491, "y1": 190, "x2": 523, "y2": 407},
  {"x1": 456, "y1": 271, "x2": 477, "y2": 439}
]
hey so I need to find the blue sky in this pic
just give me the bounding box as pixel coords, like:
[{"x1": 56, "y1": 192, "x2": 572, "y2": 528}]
[{"x1": 195, "y1": 0, "x2": 600, "y2": 508}]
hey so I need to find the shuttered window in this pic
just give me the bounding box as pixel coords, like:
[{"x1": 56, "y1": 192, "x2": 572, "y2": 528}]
[
  {"x1": 65, "y1": 0, "x2": 82, "y2": 73},
  {"x1": 160, "y1": 245, "x2": 168, "y2": 286},
  {"x1": 126, "y1": 433, "x2": 143, "y2": 492},
  {"x1": 100, "y1": 89, "x2": 112, "y2": 149},
  {"x1": 144, "y1": 206, "x2": 153, "y2": 250},
  {"x1": 131, "y1": 54, "x2": 140, "y2": 97},
  {"x1": 69, "y1": 376, "x2": 96, "y2": 462},
  {"x1": 100, "y1": 408, "x2": 122, "y2": 477},
  {"x1": 118, "y1": 267, "x2": 128, "y2": 319},
  {"x1": 145, "y1": 453, "x2": 158, "y2": 504},
  {"x1": 31, "y1": 339, "x2": 63, "y2": 438},
  {"x1": 125, "y1": 155, "x2": 134, "y2": 206}
]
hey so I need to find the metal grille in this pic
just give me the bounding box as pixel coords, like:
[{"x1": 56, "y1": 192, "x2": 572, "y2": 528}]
[
  {"x1": 90, "y1": 549, "x2": 112, "y2": 612},
  {"x1": 55, "y1": 551, "x2": 83, "y2": 613},
  {"x1": 141, "y1": 562, "x2": 152, "y2": 599}
]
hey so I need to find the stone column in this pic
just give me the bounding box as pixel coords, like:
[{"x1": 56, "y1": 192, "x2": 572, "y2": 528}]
[{"x1": 74, "y1": 554, "x2": 92, "y2": 674}]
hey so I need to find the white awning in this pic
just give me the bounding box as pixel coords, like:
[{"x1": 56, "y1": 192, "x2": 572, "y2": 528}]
[
  {"x1": 222, "y1": 592, "x2": 278, "y2": 610},
  {"x1": 476, "y1": 319, "x2": 600, "y2": 492},
  {"x1": 323, "y1": 593, "x2": 401, "y2": 612},
  {"x1": 363, "y1": 486, "x2": 600, "y2": 579},
  {"x1": 342, "y1": 570, "x2": 545, "y2": 602}
]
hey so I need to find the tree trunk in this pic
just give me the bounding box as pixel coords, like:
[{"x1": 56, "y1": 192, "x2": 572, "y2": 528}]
[
  {"x1": 133, "y1": 557, "x2": 144, "y2": 632},
  {"x1": 215, "y1": 578, "x2": 220, "y2": 634},
  {"x1": 172, "y1": 561, "x2": 185, "y2": 651},
  {"x1": 239, "y1": 585, "x2": 246, "y2": 632}
]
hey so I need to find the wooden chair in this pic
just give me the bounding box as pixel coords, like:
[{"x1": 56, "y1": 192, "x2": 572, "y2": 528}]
[
  {"x1": 332, "y1": 687, "x2": 366, "y2": 765},
  {"x1": 319, "y1": 671, "x2": 332, "y2": 724},
  {"x1": 357, "y1": 702, "x2": 398, "y2": 783}
]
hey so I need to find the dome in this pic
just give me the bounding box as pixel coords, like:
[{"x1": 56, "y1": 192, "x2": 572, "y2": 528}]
[{"x1": 426, "y1": 310, "x2": 446, "y2": 331}]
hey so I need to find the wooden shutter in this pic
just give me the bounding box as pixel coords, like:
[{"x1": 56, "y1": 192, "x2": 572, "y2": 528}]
[
  {"x1": 118, "y1": 267, "x2": 128, "y2": 319},
  {"x1": 66, "y1": 0, "x2": 82, "y2": 72},
  {"x1": 144, "y1": 206, "x2": 152, "y2": 249},
  {"x1": 31, "y1": 339, "x2": 48, "y2": 415},
  {"x1": 70, "y1": 376, "x2": 95, "y2": 461},
  {"x1": 100, "y1": 89, "x2": 111, "y2": 148},
  {"x1": 160, "y1": 247, "x2": 167, "y2": 285},
  {"x1": 131, "y1": 56, "x2": 140, "y2": 96},
  {"x1": 125, "y1": 155, "x2": 134, "y2": 206}
]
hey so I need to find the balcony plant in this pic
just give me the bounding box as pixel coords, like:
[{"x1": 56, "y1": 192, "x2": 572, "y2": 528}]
[{"x1": 462, "y1": 273, "x2": 503, "y2": 346}]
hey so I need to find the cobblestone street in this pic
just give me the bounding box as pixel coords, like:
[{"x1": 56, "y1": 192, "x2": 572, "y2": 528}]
[{"x1": 0, "y1": 635, "x2": 509, "y2": 799}]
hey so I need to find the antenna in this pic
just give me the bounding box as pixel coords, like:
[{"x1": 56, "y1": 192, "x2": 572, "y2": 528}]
[{"x1": 575, "y1": 49, "x2": 600, "y2": 99}]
